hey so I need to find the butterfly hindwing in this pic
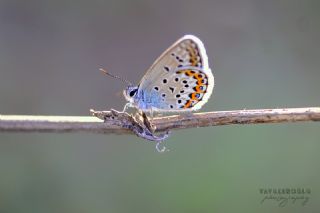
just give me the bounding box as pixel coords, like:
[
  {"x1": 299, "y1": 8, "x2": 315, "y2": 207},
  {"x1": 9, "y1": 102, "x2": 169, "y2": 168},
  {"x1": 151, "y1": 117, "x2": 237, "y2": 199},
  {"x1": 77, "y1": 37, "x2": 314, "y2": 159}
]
[{"x1": 151, "y1": 67, "x2": 210, "y2": 110}]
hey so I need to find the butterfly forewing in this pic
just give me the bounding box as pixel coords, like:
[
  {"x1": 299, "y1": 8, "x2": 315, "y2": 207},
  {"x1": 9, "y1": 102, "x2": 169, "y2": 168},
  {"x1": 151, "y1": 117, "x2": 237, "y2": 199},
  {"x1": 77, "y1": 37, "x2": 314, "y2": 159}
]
[{"x1": 139, "y1": 35, "x2": 208, "y2": 87}]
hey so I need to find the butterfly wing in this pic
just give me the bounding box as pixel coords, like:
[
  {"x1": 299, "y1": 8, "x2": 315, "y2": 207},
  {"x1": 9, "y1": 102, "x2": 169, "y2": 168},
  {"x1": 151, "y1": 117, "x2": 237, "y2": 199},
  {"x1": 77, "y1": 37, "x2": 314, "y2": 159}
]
[{"x1": 136, "y1": 35, "x2": 214, "y2": 111}]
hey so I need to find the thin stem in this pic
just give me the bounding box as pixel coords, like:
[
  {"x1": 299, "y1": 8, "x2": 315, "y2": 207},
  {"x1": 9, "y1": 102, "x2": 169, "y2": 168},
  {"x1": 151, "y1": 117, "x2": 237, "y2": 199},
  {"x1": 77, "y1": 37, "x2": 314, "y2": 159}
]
[{"x1": 0, "y1": 107, "x2": 319, "y2": 135}]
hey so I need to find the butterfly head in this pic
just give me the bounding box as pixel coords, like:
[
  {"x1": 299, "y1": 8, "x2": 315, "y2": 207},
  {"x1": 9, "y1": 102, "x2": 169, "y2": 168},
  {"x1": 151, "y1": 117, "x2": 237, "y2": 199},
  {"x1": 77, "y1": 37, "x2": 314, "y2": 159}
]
[{"x1": 123, "y1": 86, "x2": 138, "y2": 102}]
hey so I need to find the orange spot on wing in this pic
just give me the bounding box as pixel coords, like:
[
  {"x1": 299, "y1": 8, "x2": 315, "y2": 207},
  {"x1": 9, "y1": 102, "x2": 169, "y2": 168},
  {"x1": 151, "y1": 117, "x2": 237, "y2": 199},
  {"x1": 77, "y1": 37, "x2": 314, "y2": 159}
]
[
  {"x1": 197, "y1": 79, "x2": 203, "y2": 85},
  {"x1": 195, "y1": 74, "x2": 202, "y2": 80},
  {"x1": 185, "y1": 70, "x2": 192, "y2": 76},
  {"x1": 183, "y1": 100, "x2": 192, "y2": 109},
  {"x1": 184, "y1": 70, "x2": 196, "y2": 76},
  {"x1": 195, "y1": 85, "x2": 204, "y2": 93},
  {"x1": 191, "y1": 93, "x2": 199, "y2": 101}
]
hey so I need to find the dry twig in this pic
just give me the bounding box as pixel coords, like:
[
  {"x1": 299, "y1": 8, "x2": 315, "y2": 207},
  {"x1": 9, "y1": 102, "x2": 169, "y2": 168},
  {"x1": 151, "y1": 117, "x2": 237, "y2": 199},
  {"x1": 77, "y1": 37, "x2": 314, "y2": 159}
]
[
  {"x1": 1, "y1": 107, "x2": 318, "y2": 152},
  {"x1": 0, "y1": 107, "x2": 319, "y2": 137}
]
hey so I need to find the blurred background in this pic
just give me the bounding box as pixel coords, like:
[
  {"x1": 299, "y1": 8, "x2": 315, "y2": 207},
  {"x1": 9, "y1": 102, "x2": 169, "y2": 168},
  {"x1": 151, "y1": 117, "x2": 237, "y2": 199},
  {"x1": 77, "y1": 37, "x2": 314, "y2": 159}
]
[{"x1": 0, "y1": 0, "x2": 319, "y2": 212}]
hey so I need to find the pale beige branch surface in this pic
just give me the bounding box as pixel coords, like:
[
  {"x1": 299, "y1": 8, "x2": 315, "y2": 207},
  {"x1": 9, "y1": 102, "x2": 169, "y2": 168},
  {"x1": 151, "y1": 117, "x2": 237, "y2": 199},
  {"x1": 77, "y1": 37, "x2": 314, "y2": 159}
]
[
  {"x1": 0, "y1": 107, "x2": 319, "y2": 139},
  {"x1": 0, "y1": 115, "x2": 131, "y2": 134}
]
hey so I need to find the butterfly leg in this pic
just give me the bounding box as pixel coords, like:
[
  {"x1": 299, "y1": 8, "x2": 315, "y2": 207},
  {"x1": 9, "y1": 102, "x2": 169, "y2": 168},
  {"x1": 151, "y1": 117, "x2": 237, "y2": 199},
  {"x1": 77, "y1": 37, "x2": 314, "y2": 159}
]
[
  {"x1": 147, "y1": 107, "x2": 158, "y2": 128},
  {"x1": 122, "y1": 103, "x2": 132, "y2": 113},
  {"x1": 150, "y1": 107, "x2": 155, "y2": 121}
]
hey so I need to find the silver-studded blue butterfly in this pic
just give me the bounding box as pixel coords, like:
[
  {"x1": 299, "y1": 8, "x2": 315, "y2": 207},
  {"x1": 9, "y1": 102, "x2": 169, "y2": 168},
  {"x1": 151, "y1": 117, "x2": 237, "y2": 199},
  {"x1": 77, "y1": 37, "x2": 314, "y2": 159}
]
[{"x1": 103, "y1": 35, "x2": 214, "y2": 114}]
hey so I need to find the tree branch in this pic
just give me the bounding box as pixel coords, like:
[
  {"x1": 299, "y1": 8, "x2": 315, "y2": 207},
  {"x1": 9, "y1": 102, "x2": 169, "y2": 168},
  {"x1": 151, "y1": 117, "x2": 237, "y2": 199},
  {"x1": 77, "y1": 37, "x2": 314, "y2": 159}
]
[{"x1": 0, "y1": 107, "x2": 319, "y2": 137}]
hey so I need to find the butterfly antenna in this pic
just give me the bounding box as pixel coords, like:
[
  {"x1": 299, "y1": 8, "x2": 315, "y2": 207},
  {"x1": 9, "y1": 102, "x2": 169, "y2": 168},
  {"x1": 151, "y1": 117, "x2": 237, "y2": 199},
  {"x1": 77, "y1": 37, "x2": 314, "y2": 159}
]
[{"x1": 99, "y1": 68, "x2": 132, "y2": 86}]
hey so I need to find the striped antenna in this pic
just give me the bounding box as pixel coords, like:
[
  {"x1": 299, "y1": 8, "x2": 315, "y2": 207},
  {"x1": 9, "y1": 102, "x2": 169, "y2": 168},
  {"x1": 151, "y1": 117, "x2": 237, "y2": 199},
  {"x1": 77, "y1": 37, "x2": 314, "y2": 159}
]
[{"x1": 99, "y1": 68, "x2": 132, "y2": 86}]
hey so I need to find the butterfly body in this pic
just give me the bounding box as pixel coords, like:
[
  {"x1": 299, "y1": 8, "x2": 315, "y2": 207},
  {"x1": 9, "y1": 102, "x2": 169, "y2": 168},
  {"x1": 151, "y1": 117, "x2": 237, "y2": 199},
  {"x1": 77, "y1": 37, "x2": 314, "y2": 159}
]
[{"x1": 123, "y1": 35, "x2": 214, "y2": 112}]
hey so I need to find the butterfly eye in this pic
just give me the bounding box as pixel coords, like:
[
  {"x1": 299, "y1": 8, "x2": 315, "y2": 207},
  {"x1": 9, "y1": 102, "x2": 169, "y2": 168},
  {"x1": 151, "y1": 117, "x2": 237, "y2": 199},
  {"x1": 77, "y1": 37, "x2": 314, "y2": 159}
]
[{"x1": 129, "y1": 89, "x2": 137, "y2": 97}]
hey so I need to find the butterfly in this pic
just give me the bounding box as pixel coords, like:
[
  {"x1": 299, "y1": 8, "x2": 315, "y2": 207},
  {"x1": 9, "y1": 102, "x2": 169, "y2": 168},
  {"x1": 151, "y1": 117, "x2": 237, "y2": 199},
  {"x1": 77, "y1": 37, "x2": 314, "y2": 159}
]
[{"x1": 102, "y1": 35, "x2": 214, "y2": 114}]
